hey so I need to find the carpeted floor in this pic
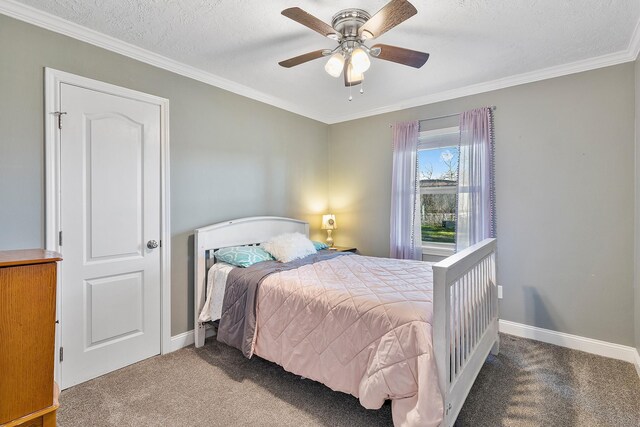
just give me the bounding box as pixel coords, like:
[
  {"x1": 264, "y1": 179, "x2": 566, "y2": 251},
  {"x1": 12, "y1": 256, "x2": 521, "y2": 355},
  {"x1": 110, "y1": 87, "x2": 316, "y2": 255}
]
[{"x1": 58, "y1": 334, "x2": 640, "y2": 426}]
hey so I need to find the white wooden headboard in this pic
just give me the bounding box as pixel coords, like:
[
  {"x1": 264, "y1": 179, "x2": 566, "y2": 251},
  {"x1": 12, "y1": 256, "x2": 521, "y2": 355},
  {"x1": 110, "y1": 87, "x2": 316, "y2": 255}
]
[{"x1": 193, "y1": 216, "x2": 309, "y2": 347}]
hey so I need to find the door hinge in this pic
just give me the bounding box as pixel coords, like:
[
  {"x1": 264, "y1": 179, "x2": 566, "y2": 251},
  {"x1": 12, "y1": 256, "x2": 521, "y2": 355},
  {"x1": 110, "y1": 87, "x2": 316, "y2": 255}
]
[
  {"x1": 53, "y1": 111, "x2": 67, "y2": 129},
  {"x1": 58, "y1": 230, "x2": 63, "y2": 246},
  {"x1": 59, "y1": 347, "x2": 64, "y2": 362}
]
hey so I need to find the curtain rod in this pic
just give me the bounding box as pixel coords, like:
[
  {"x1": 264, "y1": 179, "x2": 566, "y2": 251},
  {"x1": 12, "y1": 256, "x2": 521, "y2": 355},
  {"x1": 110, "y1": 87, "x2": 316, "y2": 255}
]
[{"x1": 389, "y1": 105, "x2": 497, "y2": 128}]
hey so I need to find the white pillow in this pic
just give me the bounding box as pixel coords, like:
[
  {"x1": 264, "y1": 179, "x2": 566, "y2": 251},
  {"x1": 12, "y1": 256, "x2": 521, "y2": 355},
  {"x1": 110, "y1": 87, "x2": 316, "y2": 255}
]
[{"x1": 262, "y1": 232, "x2": 316, "y2": 263}]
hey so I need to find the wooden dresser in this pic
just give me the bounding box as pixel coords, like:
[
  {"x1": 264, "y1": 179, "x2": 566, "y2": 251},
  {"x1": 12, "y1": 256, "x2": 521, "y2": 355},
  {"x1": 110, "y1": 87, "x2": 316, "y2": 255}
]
[{"x1": 0, "y1": 250, "x2": 61, "y2": 427}]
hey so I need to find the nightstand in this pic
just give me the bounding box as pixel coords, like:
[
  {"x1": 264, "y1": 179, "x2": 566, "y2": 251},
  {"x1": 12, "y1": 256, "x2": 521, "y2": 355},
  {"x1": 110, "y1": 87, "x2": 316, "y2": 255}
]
[{"x1": 329, "y1": 246, "x2": 357, "y2": 253}]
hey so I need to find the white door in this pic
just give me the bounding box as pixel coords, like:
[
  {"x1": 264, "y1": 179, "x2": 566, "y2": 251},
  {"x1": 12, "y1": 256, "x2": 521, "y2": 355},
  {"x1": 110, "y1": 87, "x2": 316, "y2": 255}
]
[{"x1": 59, "y1": 83, "x2": 161, "y2": 388}]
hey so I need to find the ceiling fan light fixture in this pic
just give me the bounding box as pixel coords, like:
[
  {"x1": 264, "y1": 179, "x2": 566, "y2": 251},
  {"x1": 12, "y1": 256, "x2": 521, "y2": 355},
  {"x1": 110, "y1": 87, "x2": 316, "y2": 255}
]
[
  {"x1": 279, "y1": 2, "x2": 428, "y2": 94},
  {"x1": 350, "y1": 48, "x2": 371, "y2": 74},
  {"x1": 346, "y1": 62, "x2": 364, "y2": 85},
  {"x1": 325, "y1": 52, "x2": 345, "y2": 78}
]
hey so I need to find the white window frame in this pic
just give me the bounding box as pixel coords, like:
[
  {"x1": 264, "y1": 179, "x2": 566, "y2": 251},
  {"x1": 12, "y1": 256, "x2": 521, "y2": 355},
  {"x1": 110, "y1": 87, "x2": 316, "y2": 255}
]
[{"x1": 418, "y1": 126, "x2": 459, "y2": 257}]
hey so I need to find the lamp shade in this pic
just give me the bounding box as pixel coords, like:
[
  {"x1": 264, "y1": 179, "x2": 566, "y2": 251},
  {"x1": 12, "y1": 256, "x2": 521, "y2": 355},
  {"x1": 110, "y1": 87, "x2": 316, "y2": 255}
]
[
  {"x1": 345, "y1": 62, "x2": 363, "y2": 86},
  {"x1": 324, "y1": 52, "x2": 345, "y2": 78},
  {"x1": 350, "y1": 48, "x2": 370, "y2": 74},
  {"x1": 321, "y1": 214, "x2": 337, "y2": 230}
]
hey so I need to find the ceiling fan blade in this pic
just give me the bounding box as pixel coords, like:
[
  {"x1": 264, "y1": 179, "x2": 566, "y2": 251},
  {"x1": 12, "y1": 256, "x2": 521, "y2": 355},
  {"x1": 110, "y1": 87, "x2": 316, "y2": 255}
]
[
  {"x1": 279, "y1": 50, "x2": 327, "y2": 68},
  {"x1": 358, "y1": 0, "x2": 417, "y2": 40},
  {"x1": 282, "y1": 7, "x2": 339, "y2": 39},
  {"x1": 371, "y1": 44, "x2": 429, "y2": 68}
]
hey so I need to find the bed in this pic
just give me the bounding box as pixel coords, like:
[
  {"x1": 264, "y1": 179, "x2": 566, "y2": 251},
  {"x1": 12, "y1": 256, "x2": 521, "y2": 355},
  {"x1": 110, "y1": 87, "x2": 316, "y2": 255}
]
[{"x1": 194, "y1": 216, "x2": 498, "y2": 427}]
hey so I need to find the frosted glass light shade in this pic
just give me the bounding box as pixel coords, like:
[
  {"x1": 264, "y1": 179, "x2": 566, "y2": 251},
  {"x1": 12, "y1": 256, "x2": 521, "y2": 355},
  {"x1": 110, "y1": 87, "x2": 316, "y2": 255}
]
[
  {"x1": 350, "y1": 48, "x2": 370, "y2": 73},
  {"x1": 324, "y1": 53, "x2": 345, "y2": 78},
  {"x1": 345, "y1": 62, "x2": 363, "y2": 85},
  {"x1": 321, "y1": 214, "x2": 337, "y2": 230}
]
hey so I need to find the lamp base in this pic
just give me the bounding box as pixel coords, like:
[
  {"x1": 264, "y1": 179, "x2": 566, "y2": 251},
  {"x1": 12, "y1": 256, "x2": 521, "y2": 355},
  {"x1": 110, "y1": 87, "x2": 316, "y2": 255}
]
[{"x1": 326, "y1": 229, "x2": 334, "y2": 248}]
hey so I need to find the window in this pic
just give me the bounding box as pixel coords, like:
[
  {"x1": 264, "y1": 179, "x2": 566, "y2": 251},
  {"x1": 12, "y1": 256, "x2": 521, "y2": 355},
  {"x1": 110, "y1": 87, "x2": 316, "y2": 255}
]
[{"x1": 418, "y1": 127, "x2": 459, "y2": 255}]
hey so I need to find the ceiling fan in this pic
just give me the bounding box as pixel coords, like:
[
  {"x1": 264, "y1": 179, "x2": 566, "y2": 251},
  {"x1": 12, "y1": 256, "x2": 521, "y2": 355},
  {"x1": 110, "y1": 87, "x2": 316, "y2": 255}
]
[{"x1": 278, "y1": 0, "x2": 429, "y2": 94}]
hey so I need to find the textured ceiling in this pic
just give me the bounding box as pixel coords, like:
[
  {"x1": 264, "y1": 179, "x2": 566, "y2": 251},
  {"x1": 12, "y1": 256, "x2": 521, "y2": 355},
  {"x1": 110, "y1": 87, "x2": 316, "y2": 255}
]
[{"x1": 14, "y1": 0, "x2": 640, "y2": 123}]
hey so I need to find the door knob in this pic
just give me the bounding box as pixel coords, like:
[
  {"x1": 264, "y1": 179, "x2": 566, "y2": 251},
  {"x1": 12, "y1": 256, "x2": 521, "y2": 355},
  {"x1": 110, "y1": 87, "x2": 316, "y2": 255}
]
[{"x1": 147, "y1": 240, "x2": 159, "y2": 249}]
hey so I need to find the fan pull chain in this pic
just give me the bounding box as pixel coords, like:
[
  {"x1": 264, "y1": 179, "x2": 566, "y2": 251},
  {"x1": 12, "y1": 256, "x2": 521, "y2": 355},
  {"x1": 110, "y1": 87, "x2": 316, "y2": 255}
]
[
  {"x1": 360, "y1": 78, "x2": 365, "y2": 95},
  {"x1": 348, "y1": 83, "x2": 353, "y2": 101}
]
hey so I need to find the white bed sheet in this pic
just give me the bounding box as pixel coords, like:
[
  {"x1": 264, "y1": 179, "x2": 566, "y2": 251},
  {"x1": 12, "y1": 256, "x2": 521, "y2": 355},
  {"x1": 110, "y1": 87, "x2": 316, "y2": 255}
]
[{"x1": 198, "y1": 261, "x2": 234, "y2": 323}]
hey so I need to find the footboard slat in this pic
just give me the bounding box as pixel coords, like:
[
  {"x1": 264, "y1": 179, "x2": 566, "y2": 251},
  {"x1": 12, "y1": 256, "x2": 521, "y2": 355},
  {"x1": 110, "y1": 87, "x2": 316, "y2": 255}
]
[
  {"x1": 464, "y1": 275, "x2": 470, "y2": 362},
  {"x1": 471, "y1": 270, "x2": 476, "y2": 351},
  {"x1": 432, "y1": 238, "x2": 498, "y2": 427},
  {"x1": 455, "y1": 281, "x2": 461, "y2": 375}
]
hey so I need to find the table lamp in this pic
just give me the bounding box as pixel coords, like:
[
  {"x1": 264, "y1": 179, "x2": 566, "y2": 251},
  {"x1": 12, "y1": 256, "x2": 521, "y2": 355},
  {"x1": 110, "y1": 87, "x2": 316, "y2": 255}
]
[{"x1": 321, "y1": 214, "x2": 337, "y2": 247}]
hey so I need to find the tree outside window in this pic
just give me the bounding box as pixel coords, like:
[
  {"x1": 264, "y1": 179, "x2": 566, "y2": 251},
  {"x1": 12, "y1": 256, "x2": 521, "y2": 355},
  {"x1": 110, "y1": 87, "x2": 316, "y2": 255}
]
[{"x1": 418, "y1": 145, "x2": 459, "y2": 244}]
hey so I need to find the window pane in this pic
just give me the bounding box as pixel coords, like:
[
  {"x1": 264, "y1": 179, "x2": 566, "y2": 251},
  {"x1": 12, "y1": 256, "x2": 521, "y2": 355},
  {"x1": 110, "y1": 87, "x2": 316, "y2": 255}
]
[{"x1": 419, "y1": 146, "x2": 458, "y2": 244}]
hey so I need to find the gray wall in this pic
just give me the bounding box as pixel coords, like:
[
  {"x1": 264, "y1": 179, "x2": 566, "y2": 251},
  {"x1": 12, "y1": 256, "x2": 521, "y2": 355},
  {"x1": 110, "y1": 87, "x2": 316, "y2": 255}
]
[
  {"x1": 0, "y1": 15, "x2": 329, "y2": 335},
  {"x1": 636, "y1": 54, "x2": 640, "y2": 353},
  {"x1": 328, "y1": 64, "x2": 636, "y2": 346}
]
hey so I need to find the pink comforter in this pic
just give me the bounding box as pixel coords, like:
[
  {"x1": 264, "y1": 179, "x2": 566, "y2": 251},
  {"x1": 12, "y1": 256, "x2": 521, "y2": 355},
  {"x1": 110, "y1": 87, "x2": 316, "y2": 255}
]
[{"x1": 253, "y1": 254, "x2": 444, "y2": 426}]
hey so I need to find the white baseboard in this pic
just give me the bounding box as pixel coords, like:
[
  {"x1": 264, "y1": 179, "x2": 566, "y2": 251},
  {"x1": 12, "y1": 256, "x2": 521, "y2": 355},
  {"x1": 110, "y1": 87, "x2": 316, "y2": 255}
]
[
  {"x1": 169, "y1": 328, "x2": 215, "y2": 353},
  {"x1": 499, "y1": 320, "x2": 638, "y2": 364},
  {"x1": 635, "y1": 349, "x2": 640, "y2": 379}
]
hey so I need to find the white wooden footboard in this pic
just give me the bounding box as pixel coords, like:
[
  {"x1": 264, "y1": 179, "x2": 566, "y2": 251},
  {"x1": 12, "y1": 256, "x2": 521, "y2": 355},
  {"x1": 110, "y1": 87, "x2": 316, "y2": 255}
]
[{"x1": 432, "y1": 238, "x2": 498, "y2": 426}]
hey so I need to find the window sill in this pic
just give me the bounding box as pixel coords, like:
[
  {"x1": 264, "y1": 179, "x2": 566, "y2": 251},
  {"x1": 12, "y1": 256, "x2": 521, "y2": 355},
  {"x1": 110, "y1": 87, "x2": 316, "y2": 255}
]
[{"x1": 421, "y1": 243, "x2": 455, "y2": 257}]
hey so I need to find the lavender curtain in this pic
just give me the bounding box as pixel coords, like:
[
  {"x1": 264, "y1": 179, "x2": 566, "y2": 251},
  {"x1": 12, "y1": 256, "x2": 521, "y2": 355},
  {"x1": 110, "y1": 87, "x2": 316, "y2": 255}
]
[
  {"x1": 456, "y1": 107, "x2": 496, "y2": 251},
  {"x1": 390, "y1": 121, "x2": 422, "y2": 260}
]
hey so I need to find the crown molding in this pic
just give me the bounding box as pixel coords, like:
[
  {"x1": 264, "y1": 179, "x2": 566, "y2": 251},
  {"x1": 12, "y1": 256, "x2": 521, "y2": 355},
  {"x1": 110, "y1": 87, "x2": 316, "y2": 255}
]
[
  {"x1": 1, "y1": 0, "x2": 638, "y2": 125},
  {"x1": 0, "y1": 0, "x2": 329, "y2": 123},
  {"x1": 325, "y1": 48, "x2": 637, "y2": 124}
]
